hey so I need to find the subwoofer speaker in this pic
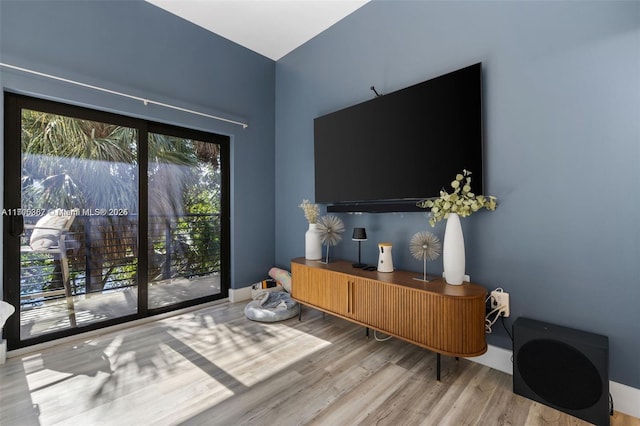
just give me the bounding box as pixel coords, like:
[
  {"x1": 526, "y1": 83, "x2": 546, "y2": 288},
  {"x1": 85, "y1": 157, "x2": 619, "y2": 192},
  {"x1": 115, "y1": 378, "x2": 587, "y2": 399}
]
[{"x1": 513, "y1": 317, "x2": 609, "y2": 426}]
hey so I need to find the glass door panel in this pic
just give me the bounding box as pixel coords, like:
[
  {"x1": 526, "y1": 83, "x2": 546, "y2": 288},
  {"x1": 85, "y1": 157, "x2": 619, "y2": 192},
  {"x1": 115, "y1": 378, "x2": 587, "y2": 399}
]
[
  {"x1": 5, "y1": 93, "x2": 228, "y2": 350},
  {"x1": 19, "y1": 109, "x2": 139, "y2": 339},
  {"x1": 148, "y1": 132, "x2": 222, "y2": 308}
]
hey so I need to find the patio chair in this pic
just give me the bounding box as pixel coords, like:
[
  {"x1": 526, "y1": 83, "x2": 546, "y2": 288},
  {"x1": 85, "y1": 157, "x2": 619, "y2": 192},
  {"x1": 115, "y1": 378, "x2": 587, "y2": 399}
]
[{"x1": 20, "y1": 209, "x2": 78, "y2": 326}]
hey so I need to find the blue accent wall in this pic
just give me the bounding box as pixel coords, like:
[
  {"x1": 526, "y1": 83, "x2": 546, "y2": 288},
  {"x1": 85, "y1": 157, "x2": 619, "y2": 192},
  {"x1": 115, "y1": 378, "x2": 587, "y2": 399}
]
[
  {"x1": 2, "y1": 0, "x2": 639, "y2": 392},
  {"x1": 0, "y1": 0, "x2": 276, "y2": 290},
  {"x1": 275, "y1": 1, "x2": 640, "y2": 388}
]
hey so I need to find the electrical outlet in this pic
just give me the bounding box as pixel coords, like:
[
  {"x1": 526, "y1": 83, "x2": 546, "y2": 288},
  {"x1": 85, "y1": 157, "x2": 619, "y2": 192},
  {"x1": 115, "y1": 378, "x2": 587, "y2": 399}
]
[{"x1": 491, "y1": 289, "x2": 510, "y2": 317}]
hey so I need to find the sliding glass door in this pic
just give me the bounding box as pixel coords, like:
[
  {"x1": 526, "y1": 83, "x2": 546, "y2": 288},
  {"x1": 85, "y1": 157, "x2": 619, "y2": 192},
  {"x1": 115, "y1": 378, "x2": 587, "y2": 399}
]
[
  {"x1": 16, "y1": 108, "x2": 139, "y2": 339},
  {"x1": 147, "y1": 127, "x2": 224, "y2": 309},
  {"x1": 3, "y1": 93, "x2": 229, "y2": 349}
]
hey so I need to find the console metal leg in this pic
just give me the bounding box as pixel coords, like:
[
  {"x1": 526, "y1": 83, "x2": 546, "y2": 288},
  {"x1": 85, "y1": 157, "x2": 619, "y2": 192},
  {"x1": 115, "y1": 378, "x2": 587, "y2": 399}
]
[
  {"x1": 298, "y1": 305, "x2": 302, "y2": 321},
  {"x1": 436, "y1": 353, "x2": 441, "y2": 381},
  {"x1": 366, "y1": 327, "x2": 369, "y2": 338}
]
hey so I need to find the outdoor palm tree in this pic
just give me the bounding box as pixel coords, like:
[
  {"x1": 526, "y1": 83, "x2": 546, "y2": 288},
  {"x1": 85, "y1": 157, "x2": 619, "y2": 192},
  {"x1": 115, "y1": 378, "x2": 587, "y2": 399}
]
[{"x1": 21, "y1": 109, "x2": 220, "y2": 294}]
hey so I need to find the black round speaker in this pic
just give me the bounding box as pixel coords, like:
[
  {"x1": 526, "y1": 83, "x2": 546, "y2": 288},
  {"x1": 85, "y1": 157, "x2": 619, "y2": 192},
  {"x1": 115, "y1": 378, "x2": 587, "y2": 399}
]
[
  {"x1": 517, "y1": 339, "x2": 602, "y2": 409},
  {"x1": 513, "y1": 318, "x2": 609, "y2": 426}
]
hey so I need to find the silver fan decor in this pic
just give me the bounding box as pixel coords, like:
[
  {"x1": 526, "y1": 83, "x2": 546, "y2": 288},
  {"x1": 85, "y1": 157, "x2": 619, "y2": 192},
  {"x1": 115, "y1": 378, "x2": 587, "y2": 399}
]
[
  {"x1": 410, "y1": 231, "x2": 442, "y2": 281},
  {"x1": 317, "y1": 215, "x2": 345, "y2": 263}
]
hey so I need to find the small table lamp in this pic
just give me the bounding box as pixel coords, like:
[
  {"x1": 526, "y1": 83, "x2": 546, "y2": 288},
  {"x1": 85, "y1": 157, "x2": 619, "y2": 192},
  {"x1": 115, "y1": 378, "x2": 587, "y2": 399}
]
[{"x1": 352, "y1": 227, "x2": 367, "y2": 268}]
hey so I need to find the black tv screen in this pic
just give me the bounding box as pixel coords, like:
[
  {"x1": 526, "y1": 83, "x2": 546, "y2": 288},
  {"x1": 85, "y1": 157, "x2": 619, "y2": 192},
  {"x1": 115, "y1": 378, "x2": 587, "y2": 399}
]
[{"x1": 314, "y1": 63, "x2": 483, "y2": 212}]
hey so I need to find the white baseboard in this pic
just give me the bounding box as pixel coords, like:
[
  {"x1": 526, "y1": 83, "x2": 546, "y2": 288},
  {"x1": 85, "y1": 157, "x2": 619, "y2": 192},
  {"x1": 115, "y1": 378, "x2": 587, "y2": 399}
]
[
  {"x1": 609, "y1": 381, "x2": 640, "y2": 419},
  {"x1": 468, "y1": 344, "x2": 640, "y2": 419},
  {"x1": 466, "y1": 343, "x2": 513, "y2": 375},
  {"x1": 228, "y1": 285, "x2": 253, "y2": 302},
  {"x1": 0, "y1": 340, "x2": 6, "y2": 365}
]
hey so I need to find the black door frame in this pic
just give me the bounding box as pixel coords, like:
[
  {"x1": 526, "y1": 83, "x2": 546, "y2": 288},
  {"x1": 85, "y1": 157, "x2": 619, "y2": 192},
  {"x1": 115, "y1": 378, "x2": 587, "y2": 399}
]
[{"x1": 3, "y1": 92, "x2": 230, "y2": 350}]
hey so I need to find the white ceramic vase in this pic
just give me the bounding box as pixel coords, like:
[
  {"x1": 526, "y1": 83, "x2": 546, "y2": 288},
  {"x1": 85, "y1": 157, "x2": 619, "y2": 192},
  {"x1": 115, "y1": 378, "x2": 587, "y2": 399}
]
[
  {"x1": 442, "y1": 213, "x2": 465, "y2": 285},
  {"x1": 305, "y1": 223, "x2": 322, "y2": 260}
]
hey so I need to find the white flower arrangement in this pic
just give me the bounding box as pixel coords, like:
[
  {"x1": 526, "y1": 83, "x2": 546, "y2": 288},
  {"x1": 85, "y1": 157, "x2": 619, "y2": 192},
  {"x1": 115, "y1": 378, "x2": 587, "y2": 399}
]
[
  {"x1": 417, "y1": 170, "x2": 497, "y2": 227},
  {"x1": 299, "y1": 199, "x2": 319, "y2": 224}
]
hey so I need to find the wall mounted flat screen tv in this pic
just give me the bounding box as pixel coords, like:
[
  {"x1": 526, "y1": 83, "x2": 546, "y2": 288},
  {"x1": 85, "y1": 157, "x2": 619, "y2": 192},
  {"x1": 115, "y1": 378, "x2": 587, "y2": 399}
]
[{"x1": 314, "y1": 62, "x2": 483, "y2": 212}]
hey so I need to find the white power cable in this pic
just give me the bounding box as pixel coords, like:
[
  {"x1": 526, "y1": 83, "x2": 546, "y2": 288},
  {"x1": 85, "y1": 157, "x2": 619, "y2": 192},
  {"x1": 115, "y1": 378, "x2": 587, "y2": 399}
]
[
  {"x1": 374, "y1": 330, "x2": 392, "y2": 342},
  {"x1": 485, "y1": 294, "x2": 506, "y2": 333}
]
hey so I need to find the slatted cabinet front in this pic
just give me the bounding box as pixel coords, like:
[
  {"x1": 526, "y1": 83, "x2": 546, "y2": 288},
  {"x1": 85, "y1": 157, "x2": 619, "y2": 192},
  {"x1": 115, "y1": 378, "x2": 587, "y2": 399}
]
[{"x1": 291, "y1": 258, "x2": 487, "y2": 358}]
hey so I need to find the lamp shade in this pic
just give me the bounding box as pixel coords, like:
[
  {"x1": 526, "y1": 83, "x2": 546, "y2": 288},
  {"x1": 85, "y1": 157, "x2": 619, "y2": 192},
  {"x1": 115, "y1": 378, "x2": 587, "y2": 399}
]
[{"x1": 352, "y1": 227, "x2": 367, "y2": 241}]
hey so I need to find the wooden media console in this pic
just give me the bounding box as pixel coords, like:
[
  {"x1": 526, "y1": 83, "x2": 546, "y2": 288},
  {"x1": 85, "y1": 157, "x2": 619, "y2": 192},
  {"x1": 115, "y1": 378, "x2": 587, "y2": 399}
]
[{"x1": 291, "y1": 257, "x2": 488, "y2": 380}]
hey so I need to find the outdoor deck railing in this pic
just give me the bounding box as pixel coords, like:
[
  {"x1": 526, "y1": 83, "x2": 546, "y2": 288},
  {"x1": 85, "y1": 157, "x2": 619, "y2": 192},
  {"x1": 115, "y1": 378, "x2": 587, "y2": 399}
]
[{"x1": 20, "y1": 213, "x2": 221, "y2": 305}]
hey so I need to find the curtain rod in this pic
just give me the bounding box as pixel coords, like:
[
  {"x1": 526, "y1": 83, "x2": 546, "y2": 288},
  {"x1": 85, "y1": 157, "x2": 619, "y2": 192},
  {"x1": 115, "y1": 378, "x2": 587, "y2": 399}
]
[{"x1": 0, "y1": 62, "x2": 248, "y2": 129}]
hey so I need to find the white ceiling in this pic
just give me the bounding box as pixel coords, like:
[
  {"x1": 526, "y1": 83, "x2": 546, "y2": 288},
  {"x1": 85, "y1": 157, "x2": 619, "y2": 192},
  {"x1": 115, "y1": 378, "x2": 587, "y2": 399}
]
[{"x1": 145, "y1": 0, "x2": 370, "y2": 61}]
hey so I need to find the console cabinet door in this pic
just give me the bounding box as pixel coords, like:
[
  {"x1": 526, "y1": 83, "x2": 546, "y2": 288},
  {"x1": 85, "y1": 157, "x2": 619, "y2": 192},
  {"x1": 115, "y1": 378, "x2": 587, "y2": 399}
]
[
  {"x1": 290, "y1": 262, "x2": 312, "y2": 304},
  {"x1": 291, "y1": 263, "x2": 349, "y2": 316},
  {"x1": 373, "y1": 285, "x2": 443, "y2": 350},
  {"x1": 348, "y1": 276, "x2": 384, "y2": 325},
  {"x1": 353, "y1": 281, "x2": 485, "y2": 355},
  {"x1": 319, "y1": 270, "x2": 350, "y2": 316},
  {"x1": 349, "y1": 279, "x2": 433, "y2": 343}
]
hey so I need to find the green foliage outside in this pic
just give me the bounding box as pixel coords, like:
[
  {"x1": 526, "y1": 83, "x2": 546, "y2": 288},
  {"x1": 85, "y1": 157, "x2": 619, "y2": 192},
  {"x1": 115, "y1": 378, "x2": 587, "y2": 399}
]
[{"x1": 20, "y1": 109, "x2": 222, "y2": 298}]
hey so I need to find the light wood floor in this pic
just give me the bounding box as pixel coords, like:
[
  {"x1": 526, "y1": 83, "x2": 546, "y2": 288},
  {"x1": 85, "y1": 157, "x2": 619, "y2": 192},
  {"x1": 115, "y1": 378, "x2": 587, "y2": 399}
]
[
  {"x1": 20, "y1": 274, "x2": 221, "y2": 339},
  {"x1": 1, "y1": 301, "x2": 638, "y2": 426}
]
